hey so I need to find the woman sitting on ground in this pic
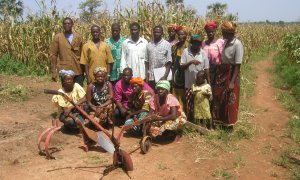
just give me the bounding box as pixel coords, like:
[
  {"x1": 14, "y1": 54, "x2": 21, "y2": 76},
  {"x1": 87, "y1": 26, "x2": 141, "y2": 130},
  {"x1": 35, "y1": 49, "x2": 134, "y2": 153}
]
[
  {"x1": 124, "y1": 77, "x2": 153, "y2": 133},
  {"x1": 86, "y1": 67, "x2": 114, "y2": 126},
  {"x1": 52, "y1": 70, "x2": 86, "y2": 131},
  {"x1": 147, "y1": 80, "x2": 187, "y2": 143}
]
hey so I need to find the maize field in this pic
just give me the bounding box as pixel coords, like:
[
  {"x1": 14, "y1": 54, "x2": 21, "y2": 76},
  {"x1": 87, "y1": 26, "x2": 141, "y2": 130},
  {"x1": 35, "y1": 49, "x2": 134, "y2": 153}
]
[{"x1": 0, "y1": 0, "x2": 298, "y2": 74}]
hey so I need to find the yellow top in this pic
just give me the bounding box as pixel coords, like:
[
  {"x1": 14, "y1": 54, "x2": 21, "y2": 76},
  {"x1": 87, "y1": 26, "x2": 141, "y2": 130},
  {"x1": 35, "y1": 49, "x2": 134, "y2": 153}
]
[
  {"x1": 52, "y1": 83, "x2": 86, "y2": 113},
  {"x1": 80, "y1": 40, "x2": 114, "y2": 81}
]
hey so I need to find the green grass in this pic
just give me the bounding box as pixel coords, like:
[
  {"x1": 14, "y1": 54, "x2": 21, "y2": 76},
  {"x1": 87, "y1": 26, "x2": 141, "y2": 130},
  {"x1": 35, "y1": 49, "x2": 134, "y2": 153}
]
[
  {"x1": 272, "y1": 52, "x2": 300, "y2": 179},
  {"x1": 212, "y1": 168, "x2": 232, "y2": 179},
  {"x1": 0, "y1": 83, "x2": 32, "y2": 103},
  {"x1": 0, "y1": 54, "x2": 48, "y2": 76},
  {"x1": 273, "y1": 147, "x2": 300, "y2": 179}
]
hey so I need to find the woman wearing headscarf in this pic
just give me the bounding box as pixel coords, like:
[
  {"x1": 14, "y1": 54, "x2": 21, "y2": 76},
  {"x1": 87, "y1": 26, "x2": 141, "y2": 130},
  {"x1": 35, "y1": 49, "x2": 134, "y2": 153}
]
[
  {"x1": 147, "y1": 80, "x2": 187, "y2": 143},
  {"x1": 202, "y1": 21, "x2": 224, "y2": 85},
  {"x1": 212, "y1": 21, "x2": 244, "y2": 127},
  {"x1": 167, "y1": 24, "x2": 178, "y2": 46},
  {"x1": 86, "y1": 67, "x2": 114, "y2": 126},
  {"x1": 172, "y1": 25, "x2": 189, "y2": 110},
  {"x1": 180, "y1": 35, "x2": 210, "y2": 120},
  {"x1": 124, "y1": 77, "x2": 153, "y2": 133},
  {"x1": 52, "y1": 70, "x2": 86, "y2": 131}
]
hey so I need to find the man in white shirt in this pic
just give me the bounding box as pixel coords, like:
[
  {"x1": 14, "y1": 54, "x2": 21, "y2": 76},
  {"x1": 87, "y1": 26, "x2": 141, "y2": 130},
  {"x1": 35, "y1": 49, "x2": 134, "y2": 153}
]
[{"x1": 120, "y1": 22, "x2": 148, "y2": 79}]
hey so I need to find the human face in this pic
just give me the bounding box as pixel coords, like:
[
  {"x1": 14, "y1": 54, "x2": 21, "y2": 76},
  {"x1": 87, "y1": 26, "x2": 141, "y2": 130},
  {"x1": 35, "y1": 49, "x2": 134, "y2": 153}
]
[
  {"x1": 122, "y1": 70, "x2": 133, "y2": 84},
  {"x1": 222, "y1": 31, "x2": 234, "y2": 40},
  {"x1": 62, "y1": 75, "x2": 74, "y2": 92},
  {"x1": 177, "y1": 30, "x2": 187, "y2": 42},
  {"x1": 190, "y1": 40, "x2": 202, "y2": 52},
  {"x1": 205, "y1": 28, "x2": 216, "y2": 40},
  {"x1": 94, "y1": 71, "x2": 106, "y2": 84},
  {"x1": 157, "y1": 87, "x2": 168, "y2": 98},
  {"x1": 112, "y1": 26, "x2": 120, "y2": 38},
  {"x1": 63, "y1": 19, "x2": 73, "y2": 33},
  {"x1": 153, "y1": 27, "x2": 163, "y2": 41},
  {"x1": 196, "y1": 72, "x2": 206, "y2": 85},
  {"x1": 130, "y1": 25, "x2": 140, "y2": 39},
  {"x1": 91, "y1": 26, "x2": 101, "y2": 40},
  {"x1": 168, "y1": 27, "x2": 176, "y2": 38},
  {"x1": 131, "y1": 83, "x2": 142, "y2": 94}
]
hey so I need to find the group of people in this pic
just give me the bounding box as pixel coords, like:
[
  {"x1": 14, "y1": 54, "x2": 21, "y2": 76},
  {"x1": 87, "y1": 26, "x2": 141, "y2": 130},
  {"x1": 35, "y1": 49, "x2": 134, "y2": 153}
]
[{"x1": 49, "y1": 17, "x2": 244, "y2": 145}]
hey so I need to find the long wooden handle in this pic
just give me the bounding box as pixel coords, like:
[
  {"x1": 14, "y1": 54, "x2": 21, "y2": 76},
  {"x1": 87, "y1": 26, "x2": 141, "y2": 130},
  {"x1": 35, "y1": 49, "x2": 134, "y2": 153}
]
[{"x1": 44, "y1": 89, "x2": 61, "y2": 95}]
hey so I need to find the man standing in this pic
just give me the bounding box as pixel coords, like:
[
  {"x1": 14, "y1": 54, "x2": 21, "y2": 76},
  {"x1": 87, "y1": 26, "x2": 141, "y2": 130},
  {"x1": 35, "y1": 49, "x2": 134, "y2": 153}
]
[
  {"x1": 146, "y1": 25, "x2": 172, "y2": 89},
  {"x1": 120, "y1": 22, "x2": 148, "y2": 80},
  {"x1": 49, "y1": 17, "x2": 84, "y2": 86},
  {"x1": 105, "y1": 23, "x2": 126, "y2": 85},
  {"x1": 80, "y1": 25, "x2": 114, "y2": 84}
]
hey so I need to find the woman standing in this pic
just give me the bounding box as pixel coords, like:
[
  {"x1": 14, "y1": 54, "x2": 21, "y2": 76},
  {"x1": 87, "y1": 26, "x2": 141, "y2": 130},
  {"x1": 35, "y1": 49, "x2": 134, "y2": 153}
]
[
  {"x1": 202, "y1": 21, "x2": 224, "y2": 85},
  {"x1": 180, "y1": 35, "x2": 209, "y2": 120},
  {"x1": 212, "y1": 21, "x2": 244, "y2": 127},
  {"x1": 172, "y1": 26, "x2": 189, "y2": 109}
]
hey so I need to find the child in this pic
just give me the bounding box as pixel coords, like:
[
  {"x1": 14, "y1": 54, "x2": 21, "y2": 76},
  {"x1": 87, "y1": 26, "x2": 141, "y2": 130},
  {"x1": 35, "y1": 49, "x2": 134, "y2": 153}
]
[
  {"x1": 86, "y1": 67, "x2": 114, "y2": 126},
  {"x1": 192, "y1": 70, "x2": 213, "y2": 129},
  {"x1": 52, "y1": 70, "x2": 86, "y2": 131}
]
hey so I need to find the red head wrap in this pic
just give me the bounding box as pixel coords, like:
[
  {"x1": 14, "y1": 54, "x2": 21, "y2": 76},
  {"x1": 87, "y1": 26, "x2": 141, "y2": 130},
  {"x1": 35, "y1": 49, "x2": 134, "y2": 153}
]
[{"x1": 204, "y1": 21, "x2": 218, "y2": 30}]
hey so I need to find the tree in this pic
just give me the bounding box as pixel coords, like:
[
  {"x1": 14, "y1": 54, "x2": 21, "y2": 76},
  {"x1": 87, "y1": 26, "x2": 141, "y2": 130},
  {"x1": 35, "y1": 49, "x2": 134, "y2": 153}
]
[
  {"x1": 79, "y1": 0, "x2": 103, "y2": 22},
  {"x1": 227, "y1": 13, "x2": 238, "y2": 21},
  {"x1": 0, "y1": 0, "x2": 23, "y2": 20},
  {"x1": 166, "y1": 0, "x2": 184, "y2": 6},
  {"x1": 207, "y1": 2, "x2": 227, "y2": 16}
]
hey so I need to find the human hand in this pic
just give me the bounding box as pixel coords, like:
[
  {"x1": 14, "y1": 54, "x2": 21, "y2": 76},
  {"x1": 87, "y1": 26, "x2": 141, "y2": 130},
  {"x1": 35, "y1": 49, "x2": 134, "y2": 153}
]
[
  {"x1": 63, "y1": 107, "x2": 71, "y2": 116},
  {"x1": 190, "y1": 60, "x2": 201, "y2": 65},
  {"x1": 159, "y1": 75, "x2": 167, "y2": 81},
  {"x1": 229, "y1": 82, "x2": 234, "y2": 90},
  {"x1": 120, "y1": 107, "x2": 128, "y2": 117},
  {"x1": 126, "y1": 113, "x2": 132, "y2": 120}
]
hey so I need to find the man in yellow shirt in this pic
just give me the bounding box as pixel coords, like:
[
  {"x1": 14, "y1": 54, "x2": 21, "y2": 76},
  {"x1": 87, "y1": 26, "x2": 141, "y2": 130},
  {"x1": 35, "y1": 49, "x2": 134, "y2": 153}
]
[{"x1": 80, "y1": 25, "x2": 114, "y2": 84}]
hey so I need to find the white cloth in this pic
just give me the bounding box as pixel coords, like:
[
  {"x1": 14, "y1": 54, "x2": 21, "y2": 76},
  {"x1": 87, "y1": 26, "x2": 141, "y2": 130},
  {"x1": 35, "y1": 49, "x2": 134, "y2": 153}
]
[
  {"x1": 180, "y1": 48, "x2": 209, "y2": 89},
  {"x1": 120, "y1": 37, "x2": 148, "y2": 79}
]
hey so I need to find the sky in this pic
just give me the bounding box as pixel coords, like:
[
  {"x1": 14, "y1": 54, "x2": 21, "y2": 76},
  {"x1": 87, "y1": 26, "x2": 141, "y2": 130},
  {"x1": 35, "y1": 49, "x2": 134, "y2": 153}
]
[{"x1": 23, "y1": 0, "x2": 300, "y2": 22}]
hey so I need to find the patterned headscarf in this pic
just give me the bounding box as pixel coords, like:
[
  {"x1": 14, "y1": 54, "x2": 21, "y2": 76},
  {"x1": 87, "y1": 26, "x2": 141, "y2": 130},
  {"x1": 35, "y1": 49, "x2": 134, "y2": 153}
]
[
  {"x1": 204, "y1": 21, "x2": 218, "y2": 30},
  {"x1": 168, "y1": 24, "x2": 177, "y2": 29},
  {"x1": 221, "y1": 21, "x2": 237, "y2": 33},
  {"x1": 129, "y1": 77, "x2": 144, "y2": 87},
  {"x1": 156, "y1": 80, "x2": 170, "y2": 91},
  {"x1": 59, "y1": 69, "x2": 75, "y2": 78},
  {"x1": 93, "y1": 67, "x2": 107, "y2": 75},
  {"x1": 176, "y1": 25, "x2": 188, "y2": 34}
]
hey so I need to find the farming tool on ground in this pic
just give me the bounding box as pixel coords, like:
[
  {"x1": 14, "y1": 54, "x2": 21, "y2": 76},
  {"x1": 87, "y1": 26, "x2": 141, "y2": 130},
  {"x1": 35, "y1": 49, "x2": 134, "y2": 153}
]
[
  {"x1": 38, "y1": 89, "x2": 209, "y2": 175},
  {"x1": 38, "y1": 89, "x2": 133, "y2": 172}
]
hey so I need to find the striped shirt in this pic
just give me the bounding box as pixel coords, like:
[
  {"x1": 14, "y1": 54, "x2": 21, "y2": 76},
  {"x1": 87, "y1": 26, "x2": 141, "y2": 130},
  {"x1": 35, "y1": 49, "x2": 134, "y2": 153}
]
[{"x1": 146, "y1": 39, "x2": 172, "y2": 81}]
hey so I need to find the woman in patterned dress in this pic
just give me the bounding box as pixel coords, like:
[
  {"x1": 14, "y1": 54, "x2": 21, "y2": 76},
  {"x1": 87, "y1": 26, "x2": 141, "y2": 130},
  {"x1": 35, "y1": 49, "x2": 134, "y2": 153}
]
[{"x1": 86, "y1": 67, "x2": 114, "y2": 126}]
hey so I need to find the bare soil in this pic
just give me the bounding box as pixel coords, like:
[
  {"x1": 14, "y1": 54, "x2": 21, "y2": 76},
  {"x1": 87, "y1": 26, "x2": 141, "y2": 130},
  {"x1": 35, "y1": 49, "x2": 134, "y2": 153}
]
[{"x1": 0, "y1": 54, "x2": 295, "y2": 180}]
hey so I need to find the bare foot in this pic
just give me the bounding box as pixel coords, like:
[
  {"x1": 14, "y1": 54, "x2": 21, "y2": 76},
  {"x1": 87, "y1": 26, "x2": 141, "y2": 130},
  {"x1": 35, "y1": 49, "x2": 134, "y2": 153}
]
[
  {"x1": 80, "y1": 144, "x2": 89, "y2": 152},
  {"x1": 173, "y1": 135, "x2": 181, "y2": 144}
]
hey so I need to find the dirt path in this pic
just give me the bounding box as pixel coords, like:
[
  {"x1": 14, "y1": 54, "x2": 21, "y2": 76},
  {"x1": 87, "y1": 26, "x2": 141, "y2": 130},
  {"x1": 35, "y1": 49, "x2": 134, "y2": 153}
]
[{"x1": 0, "y1": 53, "x2": 295, "y2": 180}]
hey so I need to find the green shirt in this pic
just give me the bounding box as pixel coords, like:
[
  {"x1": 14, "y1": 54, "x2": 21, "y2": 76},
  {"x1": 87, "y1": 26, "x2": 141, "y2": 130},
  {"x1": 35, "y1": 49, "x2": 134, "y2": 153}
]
[{"x1": 105, "y1": 37, "x2": 126, "y2": 81}]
